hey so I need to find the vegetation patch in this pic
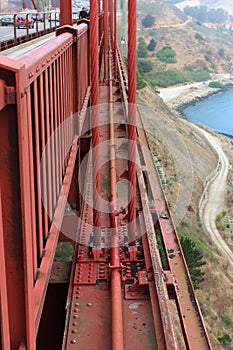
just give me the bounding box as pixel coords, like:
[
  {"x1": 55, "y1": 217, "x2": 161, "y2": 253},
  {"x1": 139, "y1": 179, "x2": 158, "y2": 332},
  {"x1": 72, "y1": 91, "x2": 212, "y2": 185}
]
[
  {"x1": 142, "y1": 14, "x2": 156, "y2": 28},
  {"x1": 180, "y1": 236, "x2": 206, "y2": 289},
  {"x1": 145, "y1": 68, "x2": 210, "y2": 88},
  {"x1": 156, "y1": 46, "x2": 177, "y2": 63}
]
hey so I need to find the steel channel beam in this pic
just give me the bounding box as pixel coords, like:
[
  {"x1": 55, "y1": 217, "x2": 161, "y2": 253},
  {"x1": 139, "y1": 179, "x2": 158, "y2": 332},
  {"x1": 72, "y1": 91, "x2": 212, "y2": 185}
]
[
  {"x1": 137, "y1": 164, "x2": 179, "y2": 349},
  {"x1": 136, "y1": 112, "x2": 212, "y2": 349},
  {"x1": 109, "y1": 50, "x2": 124, "y2": 350}
]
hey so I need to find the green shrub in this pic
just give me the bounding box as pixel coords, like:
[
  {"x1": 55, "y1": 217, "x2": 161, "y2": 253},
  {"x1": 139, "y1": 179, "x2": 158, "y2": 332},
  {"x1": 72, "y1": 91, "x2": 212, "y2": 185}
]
[
  {"x1": 205, "y1": 54, "x2": 212, "y2": 62},
  {"x1": 184, "y1": 65, "x2": 194, "y2": 72},
  {"x1": 218, "y1": 48, "x2": 225, "y2": 57},
  {"x1": 209, "y1": 81, "x2": 225, "y2": 88},
  {"x1": 218, "y1": 334, "x2": 232, "y2": 348},
  {"x1": 137, "y1": 68, "x2": 146, "y2": 90},
  {"x1": 180, "y1": 236, "x2": 206, "y2": 289},
  {"x1": 224, "y1": 313, "x2": 233, "y2": 327},
  {"x1": 157, "y1": 46, "x2": 177, "y2": 63},
  {"x1": 137, "y1": 60, "x2": 153, "y2": 73},
  {"x1": 142, "y1": 14, "x2": 155, "y2": 28},
  {"x1": 147, "y1": 38, "x2": 157, "y2": 51},
  {"x1": 145, "y1": 68, "x2": 210, "y2": 88},
  {"x1": 195, "y1": 33, "x2": 204, "y2": 40},
  {"x1": 137, "y1": 38, "x2": 148, "y2": 58}
]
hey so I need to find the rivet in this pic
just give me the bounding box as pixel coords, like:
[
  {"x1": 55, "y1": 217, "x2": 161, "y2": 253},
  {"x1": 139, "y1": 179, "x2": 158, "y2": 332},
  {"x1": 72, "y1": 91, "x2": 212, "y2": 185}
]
[
  {"x1": 75, "y1": 303, "x2": 80, "y2": 307},
  {"x1": 70, "y1": 339, "x2": 77, "y2": 344},
  {"x1": 72, "y1": 329, "x2": 78, "y2": 334},
  {"x1": 73, "y1": 315, "x2": 79, "y2": 319},
  {"x1": 36, "y1": 66, "x2": 40, "y2": 72},
  {"x1": 74, "y1": 308, "x2": 79, "y2": 313},
  {"x1": 73, "y1": 322, "x2": 78, "y2": 326},
  {"x1": 87, "y1": 303, "x2": 93, "y2": 307}
]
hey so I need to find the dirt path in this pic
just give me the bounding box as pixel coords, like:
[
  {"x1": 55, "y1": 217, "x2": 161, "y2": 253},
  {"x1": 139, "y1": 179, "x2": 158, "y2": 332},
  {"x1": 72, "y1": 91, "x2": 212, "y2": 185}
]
[{"x1": 191, "y1": 124, "x2": 233, "y2": 268}]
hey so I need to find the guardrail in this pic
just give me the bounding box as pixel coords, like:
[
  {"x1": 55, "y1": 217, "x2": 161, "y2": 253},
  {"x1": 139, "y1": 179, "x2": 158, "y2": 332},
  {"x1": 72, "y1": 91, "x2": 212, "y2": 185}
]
[
  {"x1": 0, "y1": 11, "x2": 80, "y2": 52},
  {"x1": 0, "y1": 22, "x2": 90, "y2": 349}
]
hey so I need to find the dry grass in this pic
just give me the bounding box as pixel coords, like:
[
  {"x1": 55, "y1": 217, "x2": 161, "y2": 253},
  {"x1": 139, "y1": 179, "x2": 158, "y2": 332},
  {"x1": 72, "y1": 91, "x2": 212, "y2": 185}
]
[{"x1": 137, "y1": 86, "x2": 233, "y2": 349}]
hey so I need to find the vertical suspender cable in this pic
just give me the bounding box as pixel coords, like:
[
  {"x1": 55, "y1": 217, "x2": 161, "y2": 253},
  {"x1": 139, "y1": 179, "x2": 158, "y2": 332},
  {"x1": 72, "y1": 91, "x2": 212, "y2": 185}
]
[
  {"x1": 103, "y1": 0, "x2": 108, "y2": 81},
  {"x1": 90, "y1": 0, "x2": 101, "y2": 246},
  {"x1": 128, "y1": 0, "x2": 137, "y2": 245},
  {"x1": 114, "y1": 0, "x2": 117, "y2": 79},
  {"x1": 60, "y1": 0, "x2": 72, "y2": 26},
  {"x1": 109, "y1": 0, "x2": 113, "y2": 44}
]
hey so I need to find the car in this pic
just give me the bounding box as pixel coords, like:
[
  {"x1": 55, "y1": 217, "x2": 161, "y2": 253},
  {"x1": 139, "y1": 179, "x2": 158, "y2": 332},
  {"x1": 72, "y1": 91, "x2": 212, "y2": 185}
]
[
  {"x1": 1, "y1": 15, "x2": 14, "y2": 26},
  {"x1": 31, "y1": 13, "x2": 44, "y2": 22},
  {"x1": 16, "y1": 14, "x2": 34, "y2": 29}
]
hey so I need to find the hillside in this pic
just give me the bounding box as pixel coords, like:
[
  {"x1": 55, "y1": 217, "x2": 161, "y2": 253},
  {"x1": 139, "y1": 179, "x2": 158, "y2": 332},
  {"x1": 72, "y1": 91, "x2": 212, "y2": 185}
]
[
  {"x1": 137, "y1": 84, "x2": 233, "y2": 350},
  {"x1": 174, "y1": 0, "x2": 233, "y2": 15},
  {"x1": 135, "y1": 1, "x2": 233, "y2": 349},
  {"x1": 137, "y1": 0, "x2": 233, "y2": 79}
]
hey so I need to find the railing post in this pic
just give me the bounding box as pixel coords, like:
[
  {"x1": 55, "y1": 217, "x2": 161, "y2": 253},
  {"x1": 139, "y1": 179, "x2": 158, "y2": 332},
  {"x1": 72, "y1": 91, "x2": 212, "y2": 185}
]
[{"x1": 0, "y1": 59, "x2": 36, "y2": 349}]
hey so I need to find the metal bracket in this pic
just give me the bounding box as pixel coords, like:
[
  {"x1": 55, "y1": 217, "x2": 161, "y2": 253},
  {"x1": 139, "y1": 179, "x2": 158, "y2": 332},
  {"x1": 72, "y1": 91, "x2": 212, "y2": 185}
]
[{"x1": 0, "y1": 80, "x2": 16, "y2": 110}]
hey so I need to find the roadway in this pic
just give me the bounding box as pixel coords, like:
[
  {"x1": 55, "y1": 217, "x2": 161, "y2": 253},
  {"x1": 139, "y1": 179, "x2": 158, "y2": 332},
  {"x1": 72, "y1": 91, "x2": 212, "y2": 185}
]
[
  {"x1": 193, "y1": 124, "x2": 233, "y2": 268},
  {"x1": 0, "y1": 20, "x2": 58, "y2": 41}
]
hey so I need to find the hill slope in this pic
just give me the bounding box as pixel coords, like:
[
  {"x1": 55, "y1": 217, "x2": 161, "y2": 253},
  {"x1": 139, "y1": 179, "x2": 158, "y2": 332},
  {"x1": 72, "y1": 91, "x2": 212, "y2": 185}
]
[
  {"x1": 175, "y1": 0, "x2": 233, "y2": 15},
  {"x1": 137, "y1": 85, "x2": 233, "y2": 350},
  {"x1": 137, "y1": 0, "x2": 233, "y2": 82}
]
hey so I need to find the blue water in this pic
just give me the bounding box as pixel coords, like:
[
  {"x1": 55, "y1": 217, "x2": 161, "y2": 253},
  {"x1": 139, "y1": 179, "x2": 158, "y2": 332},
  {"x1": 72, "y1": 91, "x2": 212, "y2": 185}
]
[{"x1": 183, "y1": 88, "x2": 233, "y2": 136}]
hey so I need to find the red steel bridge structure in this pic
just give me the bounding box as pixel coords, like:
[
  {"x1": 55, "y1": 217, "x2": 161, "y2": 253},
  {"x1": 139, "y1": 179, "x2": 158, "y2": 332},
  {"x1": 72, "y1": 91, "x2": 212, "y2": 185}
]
[{"x1": 0, "y1": 1, "x2": 213, "y2": 349}]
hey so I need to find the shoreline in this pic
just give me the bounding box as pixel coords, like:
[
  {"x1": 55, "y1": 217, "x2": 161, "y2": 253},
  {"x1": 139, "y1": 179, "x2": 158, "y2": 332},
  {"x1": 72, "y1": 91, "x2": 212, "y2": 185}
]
[{"x1": 158, "y1": 74, "x2": 233, "y2": 116}]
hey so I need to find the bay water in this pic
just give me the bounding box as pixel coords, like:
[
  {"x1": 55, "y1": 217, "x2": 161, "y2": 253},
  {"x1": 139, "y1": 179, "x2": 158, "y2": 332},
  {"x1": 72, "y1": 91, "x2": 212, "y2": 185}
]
[{"x1": 183, "y1": 88, "x2": 233, "y2": 136}]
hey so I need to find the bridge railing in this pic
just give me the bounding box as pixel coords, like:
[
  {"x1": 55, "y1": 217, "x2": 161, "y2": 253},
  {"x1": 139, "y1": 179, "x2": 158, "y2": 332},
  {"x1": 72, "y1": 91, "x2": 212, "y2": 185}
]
[
  {"x1": 0, "y1": 12, "x2": 59, "y2": 52},
  {"x1": 0, "y1": 23, "x2": 90, "y2": 349}
]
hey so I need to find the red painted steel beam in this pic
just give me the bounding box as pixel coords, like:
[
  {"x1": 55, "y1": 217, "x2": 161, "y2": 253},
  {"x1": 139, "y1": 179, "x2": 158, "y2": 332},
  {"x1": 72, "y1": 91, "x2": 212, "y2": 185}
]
[
  {"x1": 0, "y1": 190, "x2": 11, "y2": 349},
  {"x1": 0, "y1": 59, "x2": 36, "y2": 348},
  {"x1": 34, "y1": 136, "x2": 79, "y2": 331},
  {"x1": 114, "y1": 0, "x2": 117, "y2": 78},
  {"x1": 109, "y1": 55, "x2": 124, "y2": 350},
  {"x1": 128, "y1": 0, "x2": 137, "y2": 245},
  {"x1": 90, "y1": 0, "x2": 101, "y2": 246},
  {"x1": 109, "y1": 0, "x2": 113, "y2": 41},
  {"x1": 103, "y1": 0, "x2": 108, "y2": 81},
  {"x1": 60, "y1": 0, "x2": 72, "y2": 26}
]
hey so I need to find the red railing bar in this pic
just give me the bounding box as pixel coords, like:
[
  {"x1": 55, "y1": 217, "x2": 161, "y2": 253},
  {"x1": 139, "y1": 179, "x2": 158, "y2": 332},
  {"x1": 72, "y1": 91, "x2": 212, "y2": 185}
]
[
  {"x1": 39, "y1": 74, "x2": 49, "y2": 240},
  {"x1": 55, "y1": 59, "x2": 63, "y2": 190},
  {"x1": 34, "y1": 135, "x2": 79, "y2": 332},
  {"x1": 48, "y1": 65, "x2": 57, "y2": 210},
  {"x1": 44, "y1": 69, "x2": 53, "y2": 221},
  {"x1": 26, "y1": 90, "x2": 38, "y2": 278},
  {"x1": 17, "y1": 33, "x2": 73, "y2": 84},
  {"x1": 33, "y1": 80, "x2": 44, "y2": 257},
  {"x1": 52, "y1": 61, "x2": 60, "y2": 199}
]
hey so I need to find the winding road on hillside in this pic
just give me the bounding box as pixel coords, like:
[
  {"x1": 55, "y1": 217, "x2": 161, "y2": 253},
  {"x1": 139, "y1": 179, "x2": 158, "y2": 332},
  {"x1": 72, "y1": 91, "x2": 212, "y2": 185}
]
[{"x1": 192, "y1": 124, "x2": 233, "y2": 268}]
